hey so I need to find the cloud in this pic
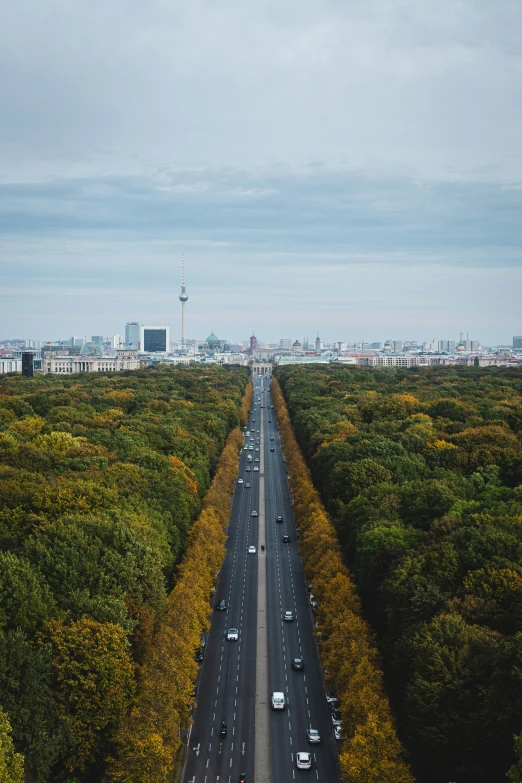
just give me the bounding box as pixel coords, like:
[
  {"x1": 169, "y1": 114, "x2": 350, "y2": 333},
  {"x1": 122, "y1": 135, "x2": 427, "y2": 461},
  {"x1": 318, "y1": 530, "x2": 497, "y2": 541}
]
[{"x1": 0, "y1": 0, "x2": 521, "y2": 342}]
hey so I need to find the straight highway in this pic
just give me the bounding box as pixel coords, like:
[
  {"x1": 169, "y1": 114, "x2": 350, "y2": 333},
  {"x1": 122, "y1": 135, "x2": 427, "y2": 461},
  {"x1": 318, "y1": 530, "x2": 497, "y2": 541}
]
[{"x1": 183, "y1": 374, "x2": 341, "y2": 783}]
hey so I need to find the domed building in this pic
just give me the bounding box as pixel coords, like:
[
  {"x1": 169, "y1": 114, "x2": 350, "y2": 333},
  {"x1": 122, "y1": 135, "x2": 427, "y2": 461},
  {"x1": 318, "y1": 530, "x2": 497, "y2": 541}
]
[
  {"x1": 206, "y1": 331, "x2": 220, "y2": 349},
  {"x1": 199, "y1": 331, "x2": 227, "y2": 355}
]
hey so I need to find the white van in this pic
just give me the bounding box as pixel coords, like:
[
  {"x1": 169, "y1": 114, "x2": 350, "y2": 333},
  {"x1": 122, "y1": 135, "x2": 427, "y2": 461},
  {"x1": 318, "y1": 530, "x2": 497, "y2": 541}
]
[{"x1": 272, "y1": 692, "x2": 285, "y2": 710}]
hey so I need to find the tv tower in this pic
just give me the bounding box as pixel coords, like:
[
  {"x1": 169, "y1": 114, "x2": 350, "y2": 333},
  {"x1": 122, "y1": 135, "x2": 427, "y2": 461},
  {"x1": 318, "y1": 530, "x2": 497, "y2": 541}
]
[{"x1": 179, "y1": 256, "x2": 188, "y2": 352}]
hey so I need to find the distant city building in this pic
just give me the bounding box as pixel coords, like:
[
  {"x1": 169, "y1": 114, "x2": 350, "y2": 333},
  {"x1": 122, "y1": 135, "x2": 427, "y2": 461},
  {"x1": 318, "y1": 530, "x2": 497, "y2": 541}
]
[
  {"x1": 125, "y1": 322, "x2": 140, "y2": 349},
  {"x1": 22, "y1": 353, "x2": 34, "y2": 377},
  {"x1": 0, "y1": 357, "x2": 22, "y2": 374},
  {"x1": 514, "y1": 336, "x2": 522, "y2": 350},
  {"x1": 69, "y1": 336, "x2": 84, "y2": 347},
  {"x1": 42, "y1": 349, "x2": 140, "y2": 374},
  {"x1": 250, "y1": 334, "x2": 258, "y2": 354},
  {"x1": 292, "y1": 340, "x2": 301, "y2": 351},
  {"x1": 91, "y1": 335, "x2": 104, "y2": 345},
  {"x1": 141, "y1": 326, "x2": 169, "y2": 353},
  {"x1": 315, "y1": 335, "x2": 321, "y2": 353},
  {"x1": 371, "y1": 342, "x2": 383, "y2": 349},
  {"x1": 439, "y1": 340, "x2": 456, "y2": 352},
  {"x1": 280, "y1": 338, "x2": 292, "y2": 350}
]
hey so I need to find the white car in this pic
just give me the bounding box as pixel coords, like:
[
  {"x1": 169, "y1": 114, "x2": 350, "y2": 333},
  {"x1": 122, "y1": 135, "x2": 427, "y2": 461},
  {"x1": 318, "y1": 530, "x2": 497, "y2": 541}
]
[
  {"x1": 334, "y1": 725, "x2": 344, "y2": 741},
  {"x1": 296, "y1": 752, "x2": 312, "y2": 770},
  {"x1": 248, "y1": 545, "x2": 257, "y2": 554},
  {"x1": 253, "y1": 466, "x2": 259, "y2": 472},
  {"x1": 251, "y1": 510, "x2": 258, "y2": 517},
  {"x1": 226, "y1": 628, "x2": 239, "y2": 641},
  {"x1": 238, "y1": 478, "x2": 244, "y2": 484},
  {"x1": 284, "y1": 611, "x2": 294, "y2": 622}
]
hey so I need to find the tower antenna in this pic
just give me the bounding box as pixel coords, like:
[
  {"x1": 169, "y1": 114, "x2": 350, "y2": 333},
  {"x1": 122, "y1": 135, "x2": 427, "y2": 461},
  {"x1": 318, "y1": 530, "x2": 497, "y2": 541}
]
[{"x1": 179, "y1": 255, "x2": 188, "y2": 352}]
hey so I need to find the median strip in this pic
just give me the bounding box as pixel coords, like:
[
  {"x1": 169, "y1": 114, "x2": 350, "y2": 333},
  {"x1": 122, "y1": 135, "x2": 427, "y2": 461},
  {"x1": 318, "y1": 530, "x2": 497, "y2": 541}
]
[{"x1": 254, "y1": 401, "x2": 271, "y2": 783}]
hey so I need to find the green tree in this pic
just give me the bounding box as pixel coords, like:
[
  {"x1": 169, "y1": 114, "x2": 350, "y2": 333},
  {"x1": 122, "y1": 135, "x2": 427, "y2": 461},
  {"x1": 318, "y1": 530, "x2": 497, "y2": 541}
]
[{"x1": 0, "y1": 707, "x2": 24, "y2": 783}]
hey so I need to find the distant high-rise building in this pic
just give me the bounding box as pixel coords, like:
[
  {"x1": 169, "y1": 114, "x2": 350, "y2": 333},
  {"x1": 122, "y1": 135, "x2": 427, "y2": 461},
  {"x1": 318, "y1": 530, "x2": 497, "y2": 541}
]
[
  {"x1": 371, "y1": 342, "x2": 383, "y2": 349},
  {"x1": 280, "y1": 339, "x2": 292, "y2": 350},
  {"x1": 315, "y1": 335, "x2": 321, "y2": 353},
  {"x1": 439, "y1": 340, "x2": 456, "y2": 352},
  {"x1": 69, "y1": 336, "x2": 84, "y2": 347},
  {"x1": 513, "y1": 336, "x2": 522, "y2": 350},
  {"x1": 21, "y1": 353, "x2": 34, "y2": 378},
  {"x1": 91, "y1": 335, "x2": 104, "y2": 345},
  {"x1": 125, "y1": 322, "x2": 140, "y2": 349},
  {"x1": 141, "y1": 326, "x2": 169, "y2": 353},
  {"x1": 250, "y1": 335, "x2": 258, "y2": 354},
  {"x1": 107, "y1": 335, "x2": 123, "y2": 349}
]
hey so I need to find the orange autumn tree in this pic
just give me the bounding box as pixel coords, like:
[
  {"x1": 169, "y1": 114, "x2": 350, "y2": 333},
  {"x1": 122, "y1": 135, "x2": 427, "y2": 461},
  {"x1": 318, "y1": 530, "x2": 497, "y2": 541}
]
[{"x1": 271, "y1": 377, "x2": 414, "y2": 783}]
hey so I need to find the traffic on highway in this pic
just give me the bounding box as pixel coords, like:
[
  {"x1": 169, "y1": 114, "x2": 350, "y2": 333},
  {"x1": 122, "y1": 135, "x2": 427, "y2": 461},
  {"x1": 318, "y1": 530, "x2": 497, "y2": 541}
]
[{"x1": 183, "y1": 374, "x2": 341, "y2": 783}]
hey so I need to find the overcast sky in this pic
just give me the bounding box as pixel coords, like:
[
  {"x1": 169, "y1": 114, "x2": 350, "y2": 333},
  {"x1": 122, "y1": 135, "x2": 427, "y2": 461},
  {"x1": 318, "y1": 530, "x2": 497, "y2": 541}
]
[{"x1": 1, "y1": 0, "x2": 521, "y2": 345}]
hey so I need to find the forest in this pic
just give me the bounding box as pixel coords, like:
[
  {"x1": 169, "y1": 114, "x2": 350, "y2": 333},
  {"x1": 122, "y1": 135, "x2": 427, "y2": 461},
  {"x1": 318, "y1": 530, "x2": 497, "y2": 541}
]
[
  {"x1": 0, "y1": 365, "x2": 249, "y2": 782},
  {"x1": 275, "y1": 365, "x2": 522, "y2": 783}
]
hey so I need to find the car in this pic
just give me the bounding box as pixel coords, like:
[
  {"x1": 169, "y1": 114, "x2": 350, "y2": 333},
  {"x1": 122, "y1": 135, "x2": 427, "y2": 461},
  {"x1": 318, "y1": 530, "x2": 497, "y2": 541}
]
[
  {"x1": 271, "y1": 691, "x2": 285, "y2": 710},
  {"x1": 245, "y1": 482, "x2": 251, "y2": 488},
  {"x1": 253, "y1": 466, "x2": 259, "y2": 472},
  {"x1": 282, "y1": 534, "x2": 290, "y2": 543},
  {"x1": 238, "y1": 478, "x2": 244, "y2": 484},
  {"x1": 248, "y1": 446, "x2": 254, "y2": 450},
  {"x1": 284, "y1": 610, "x2": 294, "y2": 622},
  {"x1": 248, "y1": 545, "x2": 257, "y2": 554},
  {"x1": 306, "y1": 728, "x2": 321, "y2": 744},
  {"x1": 296, "y1": 752, "x2": 312, "y2": 770},
  {"x1": 268, "y1": 419, "x2": 272, "y2": 423},
  {"x1": 255, "y1": 447, "x2": 260, "y2": 452},
  {"x1": 252, "y1": 418, "x2": 256, "y2": 422},
  {"x1": 276, "y1": 516, "x2": 283, "y2": 523},
  {"x1": 251, "y1": 510, "x2": 258, "y2": 517},
  {"x1": 292, "y1": 657, "x2": 304, "y2": 670},
  {"x1": 270, "y1": 447, "x2": 275, "y2": 452},
  {"x1": 195, "y1": 647, "x2": 204, "y2": 662},
  {"x1": 216, "y1": 599, "x2": 227, "y2": 611},
  {"x1": 270, "y1": 436, "x2": 274, "y2": 441},
  {"x1": 325, "y1": 690, "x2": 339, "y2": 706},
  {"x1": 331, "y1": 711, "x2": 342, "y2": 727},
  {"x1": 246, "y1": 466, "x2": 251, "y2": 472},
  {"x1": 334, "y1": 725, "x2": 344, "y2": 741},
  {"x1": 254, "y1": 458, "x2": 260, "y2": 462},
  {"x1": 227, "y1": 628, "x2": 239, "y2": 641}
]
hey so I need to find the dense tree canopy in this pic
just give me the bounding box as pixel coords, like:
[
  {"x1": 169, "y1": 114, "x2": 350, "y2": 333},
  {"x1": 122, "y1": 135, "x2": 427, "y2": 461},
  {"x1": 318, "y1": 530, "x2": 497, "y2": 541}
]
[
  {"x1": 0, "y1": 366, "x2": 248, "y2": 781},
  {"x1": 276, "y1": 365, "x2": 522, "y2": 783}
]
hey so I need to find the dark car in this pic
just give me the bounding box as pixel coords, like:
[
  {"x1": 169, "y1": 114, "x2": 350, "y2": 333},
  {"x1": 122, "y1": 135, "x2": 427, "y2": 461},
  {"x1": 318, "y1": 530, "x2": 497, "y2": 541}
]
[
  {"x1": 270, "y1": 436, "x2": 274, "y2": 441},
  {"x1": 276, "y1": 516, "x2": 283, "y2": 523},
  {"x1": 292, "y1": 657, "x2": 304, "y2": 670},
  {"x1": 195, "y1": 647, "x2": 204, "y2": 662},
  {"x1": 282, "y1": 534, "x2": 290, "y2": 543},
  {"x1": 268, "y1": 420, "x2": 272, "y2": 423},
  {"x1": 270, "y1": 447, "x2": 275, "y2": 452},
  {"x1": 216, "y1": 599, "x2": 226, "y2": 611}
]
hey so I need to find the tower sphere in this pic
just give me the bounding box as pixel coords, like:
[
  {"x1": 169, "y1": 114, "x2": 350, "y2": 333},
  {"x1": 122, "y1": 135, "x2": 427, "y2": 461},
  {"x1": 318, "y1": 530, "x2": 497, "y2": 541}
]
[{"x1": 179, "y1": 290, "x2": 188, "y2": 303}]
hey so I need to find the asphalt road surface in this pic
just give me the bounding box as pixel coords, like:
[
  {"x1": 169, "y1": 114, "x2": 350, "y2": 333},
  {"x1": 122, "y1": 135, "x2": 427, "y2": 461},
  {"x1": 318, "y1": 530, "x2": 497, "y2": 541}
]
[{"x1": 183, "y1": 374, "x2": 341, "y2": 783}]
